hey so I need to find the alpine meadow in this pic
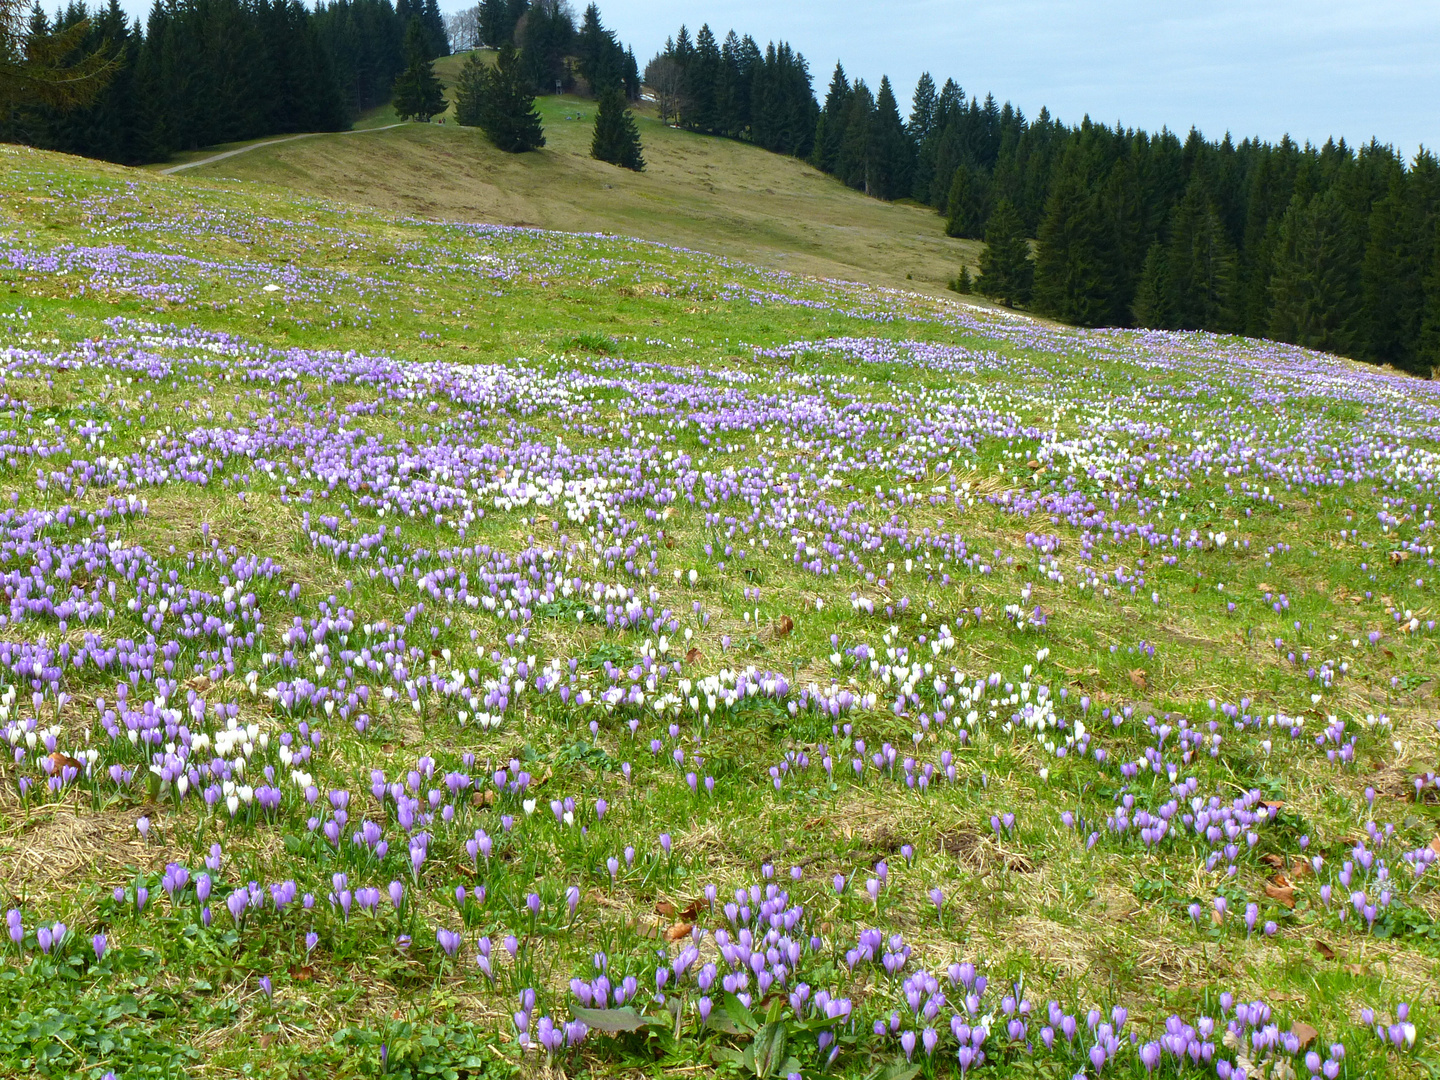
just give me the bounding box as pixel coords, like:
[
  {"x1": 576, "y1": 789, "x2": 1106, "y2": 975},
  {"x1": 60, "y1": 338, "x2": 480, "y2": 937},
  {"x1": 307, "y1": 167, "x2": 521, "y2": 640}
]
[{"x1": 0, "y1": 1, "x2": 1438, "y2": 1079}]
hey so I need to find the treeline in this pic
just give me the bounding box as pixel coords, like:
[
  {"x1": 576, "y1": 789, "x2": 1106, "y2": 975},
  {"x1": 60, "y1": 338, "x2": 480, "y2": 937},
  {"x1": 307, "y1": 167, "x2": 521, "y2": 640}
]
[
  {"x1": 647, "y1": 21, "x2": 1439, "y2": 376},
  {"x1": 643, "y1": 25, "x2": 817, "y2": 158},
  {"x1": 816, "y1": 66, "x2": 1440, "y2": 375},
  {"x1": 1, "y1": 0, "x2": 449, "y2": 164}
]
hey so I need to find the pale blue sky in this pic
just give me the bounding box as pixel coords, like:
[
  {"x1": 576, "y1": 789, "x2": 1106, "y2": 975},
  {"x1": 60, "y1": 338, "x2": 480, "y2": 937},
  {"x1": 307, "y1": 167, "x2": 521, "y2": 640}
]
[
  {"x1": 107, "y1": 0, "x2": 1437, "y2": 157},
  {"x1": 590, "y1": 0, "x2": 1437, "y2": 157}
]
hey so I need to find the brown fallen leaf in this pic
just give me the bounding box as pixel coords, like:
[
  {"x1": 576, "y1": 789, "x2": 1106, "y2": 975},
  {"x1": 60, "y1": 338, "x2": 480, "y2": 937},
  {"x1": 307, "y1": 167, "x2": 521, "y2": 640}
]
[
  {"x1": 1290, "y1": 858, "x2": 1313, "y2": 879},
  {"x1": 680, "y1": 898, "x2": 704, "y2": 921},
  {"x1": 1389, "y1": 550, "x2": 1410, "y2": 565},
  {"x1": 1026, "y1": 459, "x2": 1042, "y2": 471},
  {"x1": 1260, "y1": 853, "x2": 1286, "y2": 870},
  {"x1": 1291, "y1": 1021, "x2": 1318, "y2": 1048},
  {"x1": 47, "y1": 752, "x2": 85, "y2": 773},
  {"x1": 289, "y1": 965, "x2": 316, "y2": 982},
  {"x1": 1257, "y1": 583, "x2": 1277, "y2": 593},
  {"x1": 664, "y1": 921, "x2": 694, "y2": 942},
  {"x1": 685, "y1": 647, "x2": 704, "y2": 665},
  {"x1": 260, "y1": 1033, "x2": 275, "y2": 1049},
  {"x1": 1429, "y1": 835, "x2": 1440, "y2": 856},
  {"x1": 1128, "y1": 669, "x2": 1148, "y2": 691},
  {"x1": 1313, "y1": 940, "x2": 1335, "y2": 960},
  {"x1": 470, "y1": 789, "x2": 495, "y2": 807},
  {"x1": 654, "y1": 900, "x2": 678, "y2": 919},
  {"x1": 1264, "y1": 878, "x2": 1296, "y2": 909},
  {"x1": 775, "y1": 614, "x2": 794, "y2": 637}
]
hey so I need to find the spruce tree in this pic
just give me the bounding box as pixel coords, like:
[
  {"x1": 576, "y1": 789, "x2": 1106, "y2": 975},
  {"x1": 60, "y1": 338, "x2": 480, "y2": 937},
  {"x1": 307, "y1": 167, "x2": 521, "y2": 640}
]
[
  {"x1": 945, "y1": 164, "x2": 987, "y2": 238},
  {"x1": 1132, "y1": 243, "x2": 1176, "y2": 329},
  {"x1": 810, "y1": 61, "x2": 848, "y2": 173},
  {"x1": 458, "y1": 43, "x2": 543, "y2": 151},
  {"x1": 975, "y1": 200, "x2": 1033, "y2": 306},
  {"x1": 392, "y1": 17, "x2": 446, "y2": 121},
  {"x1": 1166, "y1": 177, "x2": 1238, "y2": 331},
  {"x1": 454, "y1": 51, "x2": 488, "y2": 127},
  {"x1": 1412, "y1": 229, "x2": 1440, "y2": 375},
  {"x1": 1267, "y1": 189, "x2": 1362, "y2": 354},
  {"x1": 591, "y1": 86, "x2": 644, "y2": 170},
  {"x1": 869, "y1": 76, "x2": 913, "y2": 200},
  {"x1": 836, "y1": 79, "x2": 874, "y2": 193},
  {"x1": 1032, "y1": 162, "x2": 1114, "y2": 326}
]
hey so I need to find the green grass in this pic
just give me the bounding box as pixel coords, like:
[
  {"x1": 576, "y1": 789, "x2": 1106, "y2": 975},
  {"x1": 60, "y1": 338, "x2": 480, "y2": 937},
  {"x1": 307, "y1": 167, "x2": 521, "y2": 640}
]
[{"x1": 0, "y1": 140, "x2": 1436, "y2": 1079}]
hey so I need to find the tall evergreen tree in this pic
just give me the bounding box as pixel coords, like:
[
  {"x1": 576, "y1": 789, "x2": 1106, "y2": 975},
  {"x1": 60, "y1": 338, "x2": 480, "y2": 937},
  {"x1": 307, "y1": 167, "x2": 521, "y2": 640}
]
[
  {"x1": 945, "y1": 163, "x2": 988, "y2": 238},
  {"x1": 1419, "y1": 229, "x2": 1440, "y2": 375},
  {"x1": 810, "y1": 60, "x2": 848, "y2": 173},
  {"x1": 1166, "y1": 175, "x2": 1238, "y2": 331},
  {"x1": 976, "y1": 199, "x2": 1033, "y2": 306},
  {"x1": 1268, "y1": 188, "x2": 1363, "y2": 354},
  {"x1": 456, "y1": 42, "x2": 544, "y2": 150},
  {"x1": 1132, "y1": 243, "x2": 1176, "y2": 329},
  {"x1": 836, "y1": 78, "x2": 874, "y2": 193},
  {"x1": 591, "y1": 85, "x2": 642, "y2": 170},
  {"x1": 1032, "y1": 158, "x2": 1114, "y2": 326},
  {"x1": 868, "y1": 75, "x2": 912, "y2": 200},
  {"x1": 391, "y1": 16, "x2": 445, "y2": 120}
]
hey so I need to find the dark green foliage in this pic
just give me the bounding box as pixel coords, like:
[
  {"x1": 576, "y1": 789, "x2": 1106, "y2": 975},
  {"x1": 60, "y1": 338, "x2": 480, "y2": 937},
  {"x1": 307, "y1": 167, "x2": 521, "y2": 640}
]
[
  {"x1": 1421, "y1": 230, "x2": 1440, "y2": 375},
  {"x1": 456, "y1": 43, "x2": 544, "y2": 151},
  {"x1": 836, "y1": 79, "x2": 875, "y2": 193},
  {"x1": 1132, "y1": 243, "x2": 1175, "y2": 329},
  {"x1": 646, "y1": 24, "x2": 816, "y2": 158},
  {"x1": 1268, "y1": 188, "x2": 1362, "y2": 354},
  {"x1": 945, "y1": 163, "x2": 988, "y2": 238},
  {"x1": 517, "y1": 0, "x2": 574, "y2": 93},
  {"x1": 391, "y1": 16, "x2": 446, "y2": 121},
  {"x1": 868, "y1": 76, "x2": 913, "y2": 200},
  {"x1": 1033, "y1": 159, "x2": 1115, "y2": 326},
  {"x1": 574, "y1": 3, "x2": 633, "y2": 99},
  {"x1": 478, "y1": 0, "x2": 527, "y2": 47},
  {"x1": 591, "y1": 87, "x2": 643, "y2": 170},
  {"x1": 976, "y1": 199, "x2": 1033, "y2": 305},
  {"x1": 949, "y1": 266, "x2": 973, "y2": 294},
  {"x1": 314, "y1": 0, "x2": 407, "y2": 116}
]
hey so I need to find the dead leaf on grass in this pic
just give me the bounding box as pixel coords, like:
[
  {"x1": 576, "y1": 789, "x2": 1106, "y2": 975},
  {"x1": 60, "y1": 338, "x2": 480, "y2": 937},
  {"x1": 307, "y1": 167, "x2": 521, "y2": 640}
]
[
  {"x1": 654, "y1": 900, "x2": 677, "y2": 919},
  {"x1": 1128, "y1": 669, "x2": 1148, "y2": 691},
  {"x1": 775, "y1": 614, "x2": 794, "y2": 637},
  {"x1": 1313, "y1": 940, "x2": 1335, "y2": 960},
  {"x1": 664, "y1": 922, "x2": 694, "y2": 942},
  {"x1": 1264, "y1": 878, "x2": 1296, "y2": 909},
  {"x1": 1291, "y1": 1021, "x2": 1318, "y2": 1048}
]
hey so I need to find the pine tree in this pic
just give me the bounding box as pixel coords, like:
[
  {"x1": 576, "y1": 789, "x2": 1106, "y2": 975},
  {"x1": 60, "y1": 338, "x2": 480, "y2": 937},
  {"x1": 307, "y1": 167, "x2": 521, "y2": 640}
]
[
  {"x1": 1132, "y1": 243, "x2": 1176, "y2": 329},
  {"x1": 392, "y1": 17, "x2": 446, "y2": 120},
  {"x1": 1268, "y1": 189, "x2": 1362, "y2": 354},
  {"x1": 457, "y1": 42, "x2": 543, "y2": 150},
  {"x1": 0, "y1": 0, "x2": 117, "y2": 110},
  {"x1": 945, "y1": 164, "x2": 987, "y2": 238},
  {"x1": 591, "y1": 86, "x2": 643, "y2": 170},
  {"x1": 1166, "y1": 176, "x2": 1239, "y2": 331},
  {"x1": 869, "y1": 76, "x2": 913, "y2": 200},
  {"x1": 1032, "y1": 161, "x2": 1114, "y2": 326},
  {"x1": 975, "y1": 199, "x2": 1033, "y2": 306},
  {"x1": 1420, "y1": 229, "x2": 1440, "y2": 375},
  {"x1": 908, "y1": 72, "x2": 936, "y2": 143},
  {"x1": 810, "y1": 61, "x2": 848, "y2": 173},
  {"x1": 836, "y1": 79, "x2": 874, "y2": 192}
]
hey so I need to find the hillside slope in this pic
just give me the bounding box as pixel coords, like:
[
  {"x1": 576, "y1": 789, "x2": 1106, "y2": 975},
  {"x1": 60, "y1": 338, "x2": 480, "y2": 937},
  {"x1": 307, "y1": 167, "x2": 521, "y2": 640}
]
[{"x1": 155, "y1": 58, "x2": 981, "y2": 297}]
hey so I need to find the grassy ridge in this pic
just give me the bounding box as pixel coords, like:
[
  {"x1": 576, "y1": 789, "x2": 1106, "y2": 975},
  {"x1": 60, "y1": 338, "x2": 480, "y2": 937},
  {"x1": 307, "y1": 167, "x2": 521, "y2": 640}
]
[
  {"x1": 0, "y1": 142, "x2": 1436, "y2": 1080},
  {"x1": 151, "y1": 56, "x2": 983, "y2": 301}
]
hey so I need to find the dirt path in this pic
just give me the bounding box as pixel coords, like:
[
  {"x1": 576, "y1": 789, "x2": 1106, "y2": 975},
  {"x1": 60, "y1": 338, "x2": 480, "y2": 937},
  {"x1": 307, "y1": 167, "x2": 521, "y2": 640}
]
[{"x1": 159, "y1": 123, "x2": 409, "y2": 175}]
